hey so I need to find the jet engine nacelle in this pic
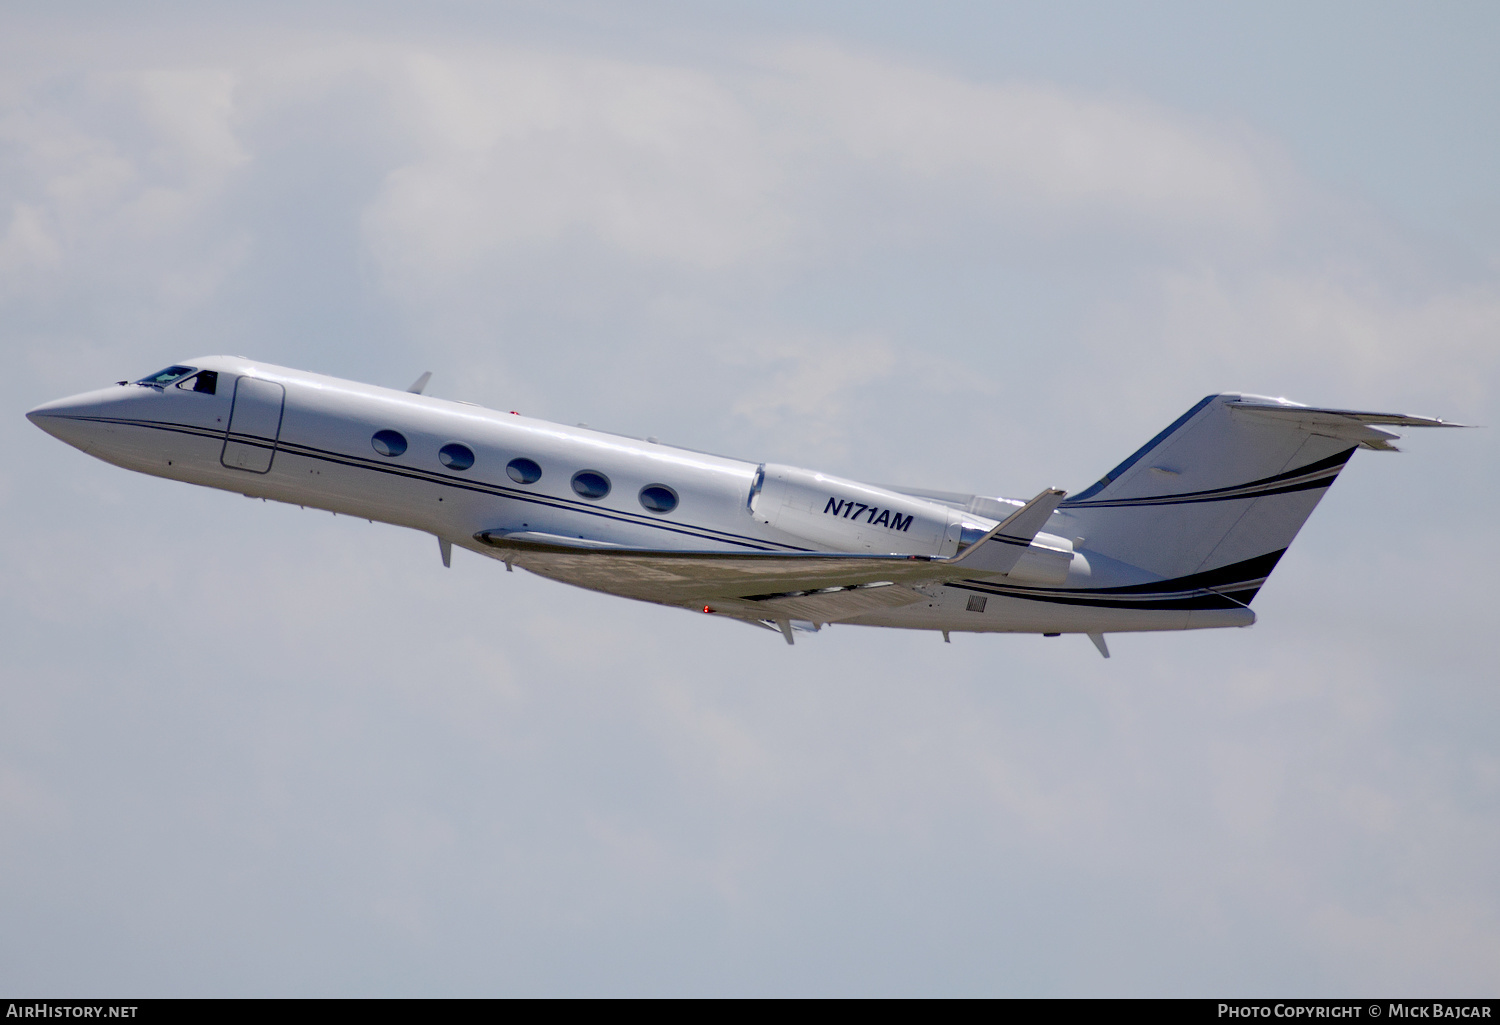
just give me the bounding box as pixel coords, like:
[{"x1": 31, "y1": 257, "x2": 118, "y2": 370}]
[
  {"x1": 750, "y1": 463, "x2": 963, "y2": 556},
  {"x1": 1004, "y1": 536, "x2": 1076, "y2": 586},
  {"x1": 750, "y1": 462, "x2": 1081, "y2": 584}
]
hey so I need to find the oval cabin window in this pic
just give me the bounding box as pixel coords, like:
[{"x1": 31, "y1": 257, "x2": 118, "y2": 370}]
[
  {"x1": 571, "y1": 470, "x2": 611, "y2": 500},
  {"x1": 439, "y1": 443, "x2": 475, "y2": 471},
  {"x1": 371, "y1": 430, "x2": 408, "y2": 457},
  {"x1": 506, "y1": 457, "x2": 542, "y2": 484},
  {"x1": 638, "y1": 485, "x2": 678, "y2": 513}
]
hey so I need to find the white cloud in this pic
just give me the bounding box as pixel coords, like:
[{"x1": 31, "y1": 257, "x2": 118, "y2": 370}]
[
  {"x1": 767, "y1": 42, "x2": 1278, "y2": 236},
  {"x1": 0, "y1": 200, "x2": 61, "y2": 275},
  {"x1": 354, "y1": 38, "x2": 1282, "y2": 296},
  {"x1": 727, "y1": 331, "x2": 897, "y2": 458},
  {"x1": 363, "y1": 46, "x2": 793, "y2": 285},
  {"x1": 134, "y1": 68, "x2": 246, "y2": 178},
  {"x1": 1149, "y1": 266, "x2": 1500, "y2": 409},
  {"x1": 0, "y1": 66, "x2": 248, "y2": 310}
]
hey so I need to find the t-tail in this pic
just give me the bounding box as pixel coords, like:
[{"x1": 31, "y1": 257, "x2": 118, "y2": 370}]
[{"x1": 1054, "y1": 394, "x2": 1465, "y2": 605}]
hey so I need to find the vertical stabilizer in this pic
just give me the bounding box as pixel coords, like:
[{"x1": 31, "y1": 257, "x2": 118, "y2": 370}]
[{"x1": 1053, "y1": 394, "x2": 1460, "y2": 596}]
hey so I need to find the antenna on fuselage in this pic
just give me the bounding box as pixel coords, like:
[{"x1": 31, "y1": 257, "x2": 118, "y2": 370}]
[{"x1": 407, "y1": 371, "x2": 432, "y2": 395}]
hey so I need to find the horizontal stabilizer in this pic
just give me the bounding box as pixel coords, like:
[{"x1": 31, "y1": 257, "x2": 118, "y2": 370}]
[
  {"x1": 874, "y1": 485, "x2": 1024, "y2": 521},
  {"x1": 1228, "y1": 400, "x2": 1469, "y2": 450}
]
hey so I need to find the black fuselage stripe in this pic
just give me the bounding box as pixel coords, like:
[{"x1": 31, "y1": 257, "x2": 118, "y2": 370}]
[
  {"x1": 66, "y1": 415, "x2": 808, "y2": 553},
  {"x1": 54, "y1": 415, "x2": 1294, "y2": 610},
  {"x1": 940, "y1": 546, "x2": 1286, "y2": 611},
  {"x1": 1062, "y1": 472, "x2": 1340, "y2": 508},
  {"x1": 946, "y1": 581, "x2": 1259, "y2": 611},
  {"x1": 1063, "y1": 447, "x2": 1355, "y2": 508}
]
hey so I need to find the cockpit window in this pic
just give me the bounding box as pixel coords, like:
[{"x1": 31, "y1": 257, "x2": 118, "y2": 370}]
[
  {"x1": 174, "y1": 370, "x2": 218, "y2": 395},
  {"x1": 137, "y1": 365, "x2": 197, "y2": 386}
]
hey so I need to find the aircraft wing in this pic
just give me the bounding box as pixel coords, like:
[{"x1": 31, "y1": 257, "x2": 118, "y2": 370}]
[
  {"x1": 475, "y1": 531, "x2": 948, "y2": 607},
  {"x1": 474, "y1": 488, "x2": 1067, "y2": 616}
]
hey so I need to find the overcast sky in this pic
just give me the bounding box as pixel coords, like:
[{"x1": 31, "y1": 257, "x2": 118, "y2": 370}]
[{"x1": 2, "y1": 1, "x2": 1497, "y2": 996}]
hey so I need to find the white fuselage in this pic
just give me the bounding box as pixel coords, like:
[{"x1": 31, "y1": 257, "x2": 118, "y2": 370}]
[{"x1": 27, "y1": 357, "x2": 1254, "y2": 637}]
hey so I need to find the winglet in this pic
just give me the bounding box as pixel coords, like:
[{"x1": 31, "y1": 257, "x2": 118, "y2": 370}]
[
  {"x1": 945, "y1": 488, "x2": 1067, "y2": 575},
  {"x1": 407, "y1": 372, "x2": 432, "y2": 395}
]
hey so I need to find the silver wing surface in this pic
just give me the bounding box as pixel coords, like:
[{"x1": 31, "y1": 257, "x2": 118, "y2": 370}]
[
  {"x1": 473, "y1": 488, "x2": 1067, "y2": 624},
  {"x1": 475, "y1": 532, "x2": 943, "y2": 610}
]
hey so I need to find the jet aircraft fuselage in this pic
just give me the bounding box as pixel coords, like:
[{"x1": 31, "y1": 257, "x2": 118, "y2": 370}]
[{"x1": 28, "y1": 357, "x2": 1460, "y2": 649}]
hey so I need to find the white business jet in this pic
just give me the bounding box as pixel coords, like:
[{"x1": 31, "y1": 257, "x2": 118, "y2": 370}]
[{"x1": 27, "y1": 358, "x2": 1462, "y2": 653}]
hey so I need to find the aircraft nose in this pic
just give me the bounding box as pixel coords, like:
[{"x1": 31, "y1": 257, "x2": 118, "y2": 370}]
[{"x1": 26, "y1": 386, "x2": 136, "y2": 452}]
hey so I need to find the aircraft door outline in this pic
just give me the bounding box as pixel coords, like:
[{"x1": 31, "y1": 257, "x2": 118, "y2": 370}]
[{"x1": 221, "y1": 376, "x2": 285, "y2": 473}]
